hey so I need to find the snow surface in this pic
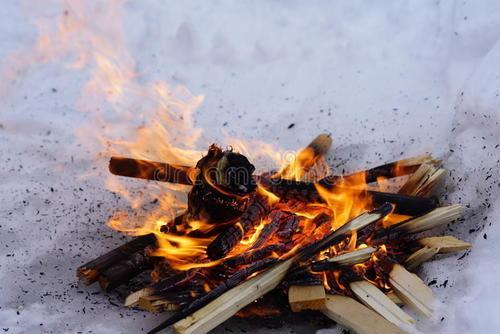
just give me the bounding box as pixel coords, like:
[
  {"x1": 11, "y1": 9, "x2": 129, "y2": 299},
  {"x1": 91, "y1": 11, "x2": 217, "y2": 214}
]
[{"x1": 1, "y1": 1, "x2": 499, "y2": 333}]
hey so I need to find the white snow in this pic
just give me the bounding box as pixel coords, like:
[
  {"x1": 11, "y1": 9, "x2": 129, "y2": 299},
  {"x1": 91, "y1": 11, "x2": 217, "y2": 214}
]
[{"x1": 0, "y1": 1, "x2": 499, "y2": 333}]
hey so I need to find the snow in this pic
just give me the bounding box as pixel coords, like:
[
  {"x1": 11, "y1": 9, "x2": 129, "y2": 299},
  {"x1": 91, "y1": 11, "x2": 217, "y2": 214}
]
[{"x1": 0, "y1": 1, "x2": 499, "y2": 333}]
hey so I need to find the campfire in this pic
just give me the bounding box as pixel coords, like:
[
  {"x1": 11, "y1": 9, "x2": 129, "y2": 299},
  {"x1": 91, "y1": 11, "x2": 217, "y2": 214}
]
[{"x1": 77, "y1": 134, "x2": 469, "y2": 334}]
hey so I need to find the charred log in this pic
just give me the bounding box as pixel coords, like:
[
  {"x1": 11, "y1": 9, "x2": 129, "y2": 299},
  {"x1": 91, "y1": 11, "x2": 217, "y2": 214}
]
[
  {"x1": 258, "y1": 177, "x2": 437, "y2": 216},
  {"x1": 109, "y1": 157, "x2": 196, "y2": 185},
  {"x1": 99, "y1": 249, "x2": 154, "y2": 291},
  {"x1": 206, "y1": 193, "x2": 271, "y2": 260}
]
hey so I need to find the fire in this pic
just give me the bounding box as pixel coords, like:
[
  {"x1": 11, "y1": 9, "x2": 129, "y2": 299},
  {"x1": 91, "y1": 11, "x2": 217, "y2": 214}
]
[{"x1": 17, "y1": 1, "x2": 440, "y2": 304}]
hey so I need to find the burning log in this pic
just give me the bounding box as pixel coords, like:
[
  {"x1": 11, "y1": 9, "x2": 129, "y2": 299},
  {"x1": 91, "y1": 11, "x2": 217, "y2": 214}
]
[
  {"x1": 320, "y1": 154, "x2": 437, "y2": 185},
  {"x1": 99, "y1": 249, "x2": 154, "y2": 291},
  {"x1": 279, "y1": 133, "x2": 332, "y2": 180},
  {"x1": 223, "y1": 244, "x2": 285, "y2": 267},
  {"x1": 187, "y1": 145, "x2": 256, "y2": 224},
  {"x1": 322, "y1": 295, "x2": 406, "y2": 334},
  {"x1": 258, "y1": 177, "x2": 437, "y2": 216},
  {"x1": 149, "y1": 257, "x2": 279, "y2": 334},
  {"x1": 77, "y1": 233, "x2": 157, "y2": 285},
  {"x1": 398, "y1": 162, "x2": 446, "y2": 197},
  {"x1": 109, "y1": 157, "x2": 196, "y2": 185},
  {"x1": 206, "y1": 193, "x2": 271, "y2": 260},
  {"x1": 310, "y1": 246, "x2": 376, "y2": 272},
  {"x1": 250, "y1": 210, "x2": 285, "y2": 249},
  {"x1": 158, "y1": 205, "x2": 391, "y2": 334},
  {"x1": 389, "y1": 264, "x2": 435, "y2": 317},
  {"x1": 288, "y1": 285, "x2": 326, "y2": 312},
  {"x1": 349, "y1": 280, "x2": 415, "y2": 328}
]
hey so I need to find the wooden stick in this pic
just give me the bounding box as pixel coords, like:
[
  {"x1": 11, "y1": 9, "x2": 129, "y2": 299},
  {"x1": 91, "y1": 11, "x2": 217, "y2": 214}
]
[
  {"x1": 288, "y1": 285, "x2": 326, "y2": 312},
  {"x1": 418, "y1": 236, "x2": 472, "y2": 253},
  {"x1": 389, "y1": 264, "x2": 435, "y2": 317},
  {"x1": 162, "y1": 205, "x2": 391, "y2": 334},
  {"x1": 109, "y1": 157, "x2": 197, "y2": 185},
  {"x1": 350, "y1": 280, "x2": 415, "y2": 328},
  {"x1": 398, "y1": 163, "x2": 445, "y2": 197},
  {"x1": 206, "y1": 193, "x2": 271, "y2": 260},
  {"x1": 311, "y1": 246, "x2": 376, "y2": 271},
  {"x1": 125, "y1": 287, "x2": 154, "y2": 307},
  {"x1": 77, "y1": 234, "x2": 156, "y2": 285},
  {"x1": 279, "y1": 134, "x2": 332, "y2": 180},
  {"x1": 322, "y1": 295, "x2": 406, "y2": 334},
  {"x1": 386, "y1": 291, "x2": 404, "y2": 306},
  {"x1": 404, "y1": 246, "x2": 440, "y2": 270},
  {"x1": 258, "y1": 177, "x2": 437, "y2": 216},
  {"x1": 392, "y1": 205, "x2": 463, "y2": 234},
  {"x1": 139, "y1": 295, "x2": 182, "y2": 313},
  {"x1": 321, "y1": 154, "x2": 438, "y2": 185}
]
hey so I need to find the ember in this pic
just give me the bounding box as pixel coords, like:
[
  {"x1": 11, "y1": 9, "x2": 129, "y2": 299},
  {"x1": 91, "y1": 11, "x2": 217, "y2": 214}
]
[{"x1": 77, "y1": 134, "x2": 468, "y2": 334}]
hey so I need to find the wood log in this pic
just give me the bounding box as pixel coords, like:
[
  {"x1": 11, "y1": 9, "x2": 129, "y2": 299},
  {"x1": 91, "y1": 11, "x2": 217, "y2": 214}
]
[
  {"x1": 98, "y1": 249, "x2": 153, "y2": 291},
  {"x1": 418, "y1": 236, "x2": 471, "y2": 253},
  {"x1": 257, "y1": 177, "x2": 437, "y2": 216},
  {"x1": 320, "y1": 154, "x2": 438, "y2": 185},
  {"x1": 250, "y1": 210, "x2": 284, "y2": 249},
  {"x1": 109, "y1": 157, "x2": 197, "y2": 184},
  {"x1": 404, "y1": 246, "x2": 439, "y2": 270},
  {"x1": 386, "y1": 291, "x2": 404, "y2": 306},
  {"x1": 322, "y1": 295, "x2": 406, "y2": 334},
  {"x1": 288, "y1": 285, "x2": 326, "y2": 312},
  {"x1": 223, "y1": 244, "x2": 285, "y2": 267},
  {"x1": 77, "y1": 233, "x2": 156, "y2": 285},
  {"x1": 389, "y1": 264, "x2": 435, "y2": 317},
  {"x1": 156, "y1": 205, "x2": 391, "y2": 334},
  {"x1": 398, "y1": 163, "x2": 445, "y2": 197},
  {"x1": 125, "y1": 287, "x2": 154, "y2": 307},
  {"x1": 206, "y1": 193, "x2": 271, "y2": 260},
  {"x1": 139, "y1": 295, "x2": 182, "y2": 313},
  {"x1": 349, "y1": 280, "x2": 415, "y2": 328},
  {"x1": 311, "y1": 246, "x2": 376, "y2": 271},
  {"x1": 279, "y1": 133, "x2": 332, "y2": 180},
  {"x1": 391, "y1": 205, "x2": 463, "y2": 234}
]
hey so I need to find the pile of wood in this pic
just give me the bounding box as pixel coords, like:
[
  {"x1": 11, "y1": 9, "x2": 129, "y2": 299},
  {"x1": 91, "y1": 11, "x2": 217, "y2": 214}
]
[{"x1": 77, "y1": 134, "x2": 470, "y2": 334}]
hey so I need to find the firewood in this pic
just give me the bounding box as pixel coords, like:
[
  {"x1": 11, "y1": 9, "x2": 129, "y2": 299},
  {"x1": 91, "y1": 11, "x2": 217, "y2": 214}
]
[
  {"x1": 206, "y1": 193, "x2": 271, "y2": 260},
  {"x1": 386, "y1": 291, "x2": 404, "y2": 306},
  {"x1": 389, "y1": 264, "x2": 435, "y2": 317},
  {"x1": 322, "y1": 295, "x2": 406, "y2": 334},
  {"x1": 258, "y1": 177, "x2": 437, "y2": 216},
  {"x1": 109, "y1": 157, "x2": 196, "y2": 184},
  {"x1": 321, "y1": 154, "x2": 438, "y2": 185},
  {"x1": 223, "y1": 244, "x2": 285, "y2": 267},
  {"x1": 288, "y1": 285, "x2": 326, "y2": 312},
  {"x1": 311, "y1": 246, "x2": 376, "y2": 271},
  {"x1": 350, "y1": 280, "x2": 415, "y2": 327},
  {"x1": 157, "y1": 206, "x2": 391, "y2": 334},
  {"x1": 139, "y1": 295, "x2": 181, "y2": 313},
  {"x1": 250, "y1": 210, "x2": 284, "y2": 249},
  {"x1": 398, "y1": 163, "x2": 445, "y2": 197},
  {"x1": 150, "y1": 258, "x2": 282, "y2": 334},
  {"x1": 280, "y1": 133, "x2": 332, "y2": 180},
  {"x1": 392, "y1": 205, "x2": 463, "y2": 234},
  {"x1": 125, "y1": 287, "x2": 154, "y2": 307},
  {"x1": 77, "y1": 233, "x2": 156, "y2": 285},
  {"x1": 418, "y1": 236, "x2": 472, "y2": 253},
  {"x1": 98, "y1": 249, "x2": 153, "y2": 291},
  {"x1": 404, "y1": 246, "x2": 439, "y2": 270}
]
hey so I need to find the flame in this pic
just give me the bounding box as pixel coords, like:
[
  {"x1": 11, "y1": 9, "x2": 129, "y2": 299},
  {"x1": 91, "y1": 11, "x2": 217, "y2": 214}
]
[{"x1": 315, "y1": 172, "x2": 372, "y2": 230}]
